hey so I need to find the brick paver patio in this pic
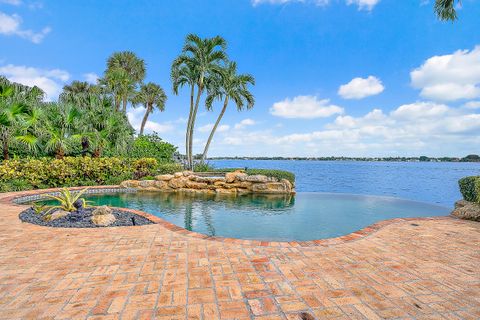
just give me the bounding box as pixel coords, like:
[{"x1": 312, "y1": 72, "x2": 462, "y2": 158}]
[{"x1": 0, "y1": 189, "x2": 479, "y2": 320}]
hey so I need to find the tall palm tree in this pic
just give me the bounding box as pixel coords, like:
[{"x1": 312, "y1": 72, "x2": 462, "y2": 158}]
[
  {"x1": 60, "y1": 81, "x2": 94, "y2": 107},
  {"x1": 171, "y1": 34, "x2": 227, "y2": 169},
  {"x1": 435, "y1": 0, "x2": 459, "y2": 21},
  {"x1": 132, "y1": 82, "x2": 167, "y2": 136},
  {"x1": 106, "y1": 51, "x2": 146, "y2": 112},
  {"x1": 202, "y1": 62, "x2": 255, "y2": 161}
]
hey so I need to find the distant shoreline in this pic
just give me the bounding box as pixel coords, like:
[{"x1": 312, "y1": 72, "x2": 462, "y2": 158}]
[{"x1": 208, "y1": 156, "x2": 480, "y2": 163}]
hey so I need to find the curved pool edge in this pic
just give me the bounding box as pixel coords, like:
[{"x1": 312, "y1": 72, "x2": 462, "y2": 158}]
[{"x1": 2, "y1": 186, "x2": 457, "y2": 248}]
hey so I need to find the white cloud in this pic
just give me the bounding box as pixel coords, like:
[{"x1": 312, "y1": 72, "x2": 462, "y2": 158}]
[
  {"x1": 234, "y1": 118, "x2": 256, "y2": 129},
  {"x1": 411, "y1": 46, "x2": 480, "y2": 101},
  {"x1": 209, "y1": 101, "x2": 480, "y2": 157},
  {"x1": 346, "y1": 0, "x2": 380, "y2": 11},
  {"x1": 0, "y1": 11, "x2": 50, "y2": 43},
  {"x1": 464, "y1": 101, "x2": 480, "y2": 109},
  {"x1": 338, "y1": 76, "x2": 384, "y2": 99},
  {"x1": 270, "y1": 95, "x2": 343, "y2": 119},
  {"x1": 198, "y1": 123, "x2": 230, "y2": 133},
  {"x1": 83, "y1": 72, "x2": 99, "y2": 84},
  {"x1": 252, "y1": 0, "x2": 329, "y2": 6},
  {"x1": 127, "y1": 108, "x2": 174, "y2": 135},
  {"x1": 0, "y1": 64, "x2": 70, "y2": 100}
]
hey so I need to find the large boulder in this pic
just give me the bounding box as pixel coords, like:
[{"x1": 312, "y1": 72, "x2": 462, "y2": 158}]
[
  {"x1": 168, "y1": 177, "x2": 188, "y2": 189},
  {"x1": 216, "y1": 188, "x2": 236, "y2": 194},
  {"x1": 154, "y1": 180, "x2": 169, "y2": 189},
  {"x1": 92, "y1": 205, "x2": 112, "y2": 216},
  {"x1": 252, "y1": 182, "x2": 289, "y2": 194},
  {"x1": 45, "y1": 210, "x2": 69, "y2": 221},
  {"x1": 225, "y1": 171, "x2": 248, "y2": 183},
  {"x1": 155, "y1": 174, "x2": 174, "y2": 181},
  {"x1": 183, "y1": 170, "x2": 194, "y2": 177},
  {"x1": 173, "y1": 172, "x2": 183, "y2": 178},
  {"x1": 245, "y1": 175, "x2": 269, "y2": 183},
  {"x1": 92, "y1": 213, "x2": 116, "y2": 226},
  {"x1": 451, "y1": 200, "x2": 480, "y2": 221},
  {"x1": 185, "y1": 180, "x2": 208, "y2": 189},
  {"x1": 139, "y1": 180, "x2": 156, "y2": 188},
  {"x1": 120, "y1": 180, "x2": 139, "y2": 188}
]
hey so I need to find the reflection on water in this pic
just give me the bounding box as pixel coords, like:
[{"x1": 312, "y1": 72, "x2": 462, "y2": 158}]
[
  {"x1": 95, "y1": 192, "x2": 295, "y2": 236},
  {"x1": 82, "y1": 191, "x2": 449, "y2": 241}
]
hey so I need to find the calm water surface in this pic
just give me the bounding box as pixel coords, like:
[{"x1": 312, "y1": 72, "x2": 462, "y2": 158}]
[
  {"x1": 83, "y1": 192, "x2": 450, "y2": 241},
  {"x1": 212, "y1": 160, "x2": 480, "y2": 207}
]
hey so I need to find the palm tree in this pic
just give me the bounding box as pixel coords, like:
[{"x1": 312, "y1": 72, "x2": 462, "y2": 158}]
[
  {"x1": 42, "y1": 103, "x2": 81, "y2": 159},
  {"x1": 0, "y1": 78, "x2": 36, "y2": 159},
  {"x1": 435, "y1": 0, "x2": 459, "y2": 21},
  {"x1": 106, "y1": 51, "x2": 146, "y2": 112},
  {"x1": 132, "y1": 83, "x2": 167, "y2": 136},
  {"x1": 202, "y1": 62, "x2": 255, "y2": 161},
  {"x1": 59, "y1": 81, "x2": 94, "y2": 107},
  {"x1": 171, "y1": 34, "x2": 227, "y2": 169}
]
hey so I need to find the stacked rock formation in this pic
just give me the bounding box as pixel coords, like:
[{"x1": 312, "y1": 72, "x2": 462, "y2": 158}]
[{"x1": 120, "y1": 170, "x2": 295, "y2": 195}]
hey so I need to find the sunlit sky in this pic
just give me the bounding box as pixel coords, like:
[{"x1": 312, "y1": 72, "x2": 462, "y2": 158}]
[{"x1": 1, "y1": 0, "x2": 479, "y2": 157}]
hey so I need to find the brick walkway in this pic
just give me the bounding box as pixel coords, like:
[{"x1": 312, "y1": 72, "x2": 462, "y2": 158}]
[{"x1": 0, "y1": 190, "x2": 479, "y2": 320}]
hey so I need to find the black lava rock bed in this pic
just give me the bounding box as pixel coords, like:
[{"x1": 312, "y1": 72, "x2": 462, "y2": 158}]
[{"x1": 19, "y1": 207, "x2": 155, "y2": 228}]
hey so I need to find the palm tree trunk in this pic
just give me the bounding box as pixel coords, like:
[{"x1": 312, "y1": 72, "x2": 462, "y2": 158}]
[
  {"x1": 114, "y1": 96, "x2": 120, "y2": 111},
  {"x1": 122, "y1": 96, "x2": 127, "y2": 113},
  {"x1": 185, "y1": 85, "x2": 195, "y2": 169},
  {"x1": 188, "y1": 75, "x2": 204, "y2": 169},
  {"x1": 202, "y1": 97, "x2": 228, "y2": 162},
  {"x1": 81, "y1": 137, "x2": 89, "y2": 157},
  {"x1": 2, "y1": 139, "x2": 9, "y2": 160},
  {"x1": 139, "y1": 105, "x2": 150, "y2": 136},
  {"x1": 56, "y1": 147, "x2": 65, "y2": 159}
]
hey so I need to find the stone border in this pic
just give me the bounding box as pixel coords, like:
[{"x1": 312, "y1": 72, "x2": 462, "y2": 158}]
[{"x1": 1, "y1": 186, "x2": 455, "y2": 247}]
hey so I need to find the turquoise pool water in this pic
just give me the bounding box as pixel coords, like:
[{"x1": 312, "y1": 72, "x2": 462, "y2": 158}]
[{"x1": 79, "y1": 192, "x2": 450, "y2": 241}]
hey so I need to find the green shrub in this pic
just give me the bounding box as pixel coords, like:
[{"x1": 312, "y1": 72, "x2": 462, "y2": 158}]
[
  {"x1": 0, "y1": 157, "x2": 161, "y2": 192},
  {"x1": 157, "y1": 163, "x2": 183, "y2": 174},
  {"x1": 193, "y1": 162, "x2": 215, "y2": 172},
  {"x1": 459, "y1": 176, "x2": 480, "y2": 203},
  {"x1": 129, "y1": 133, "x2": 177, "y2": 162}
]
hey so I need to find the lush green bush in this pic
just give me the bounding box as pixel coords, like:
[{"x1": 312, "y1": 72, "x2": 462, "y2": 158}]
[
  {"x1": 0, "y1": 157, "x2": 160, "y2": 192},
  {"x1": 459, "y1": 176, "x2": 480, "y2": 203},
  {"x1": 129, "y1": 133, "x2": 177, "y2": 163},
  {"x1": 157, "y1": 163, "x2": 183, "y2": 174}
]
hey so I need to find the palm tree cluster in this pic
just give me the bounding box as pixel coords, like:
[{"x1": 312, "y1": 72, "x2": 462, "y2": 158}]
[
  {"x1": 171, "y1": 34, "x2": 255, "y2": 169},
  {"x1": 0, "y1": 76, "x2": 133, "y2": 159}
]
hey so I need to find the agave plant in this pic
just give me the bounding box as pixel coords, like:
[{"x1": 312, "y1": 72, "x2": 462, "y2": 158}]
[{"x1": 44, "y1": 188, "x2": 90, "y2": 213}]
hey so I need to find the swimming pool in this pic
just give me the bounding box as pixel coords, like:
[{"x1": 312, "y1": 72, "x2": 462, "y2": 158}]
[{"x1": 75, "y1": 191, "x2": 450, "y2": 241}]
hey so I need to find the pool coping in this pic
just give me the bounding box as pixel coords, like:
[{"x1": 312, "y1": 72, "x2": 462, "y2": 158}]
[{"x1": 1, "y1": 185, "x2": 456, "y2": 248}]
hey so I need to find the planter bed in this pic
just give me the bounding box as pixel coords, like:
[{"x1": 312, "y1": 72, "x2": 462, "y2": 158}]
[{"x1": 19, "y1": 207, "x2": 154, "y2": 228}]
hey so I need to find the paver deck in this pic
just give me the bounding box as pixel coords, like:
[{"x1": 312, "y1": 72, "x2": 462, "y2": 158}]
[{"x1": 0, "y1": 189, "x2": 479, "y2": 320}]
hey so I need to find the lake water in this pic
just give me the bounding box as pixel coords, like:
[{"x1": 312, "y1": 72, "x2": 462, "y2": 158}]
[{"x1": 211, "y1": 160, "x2": 479, "y2": 207}]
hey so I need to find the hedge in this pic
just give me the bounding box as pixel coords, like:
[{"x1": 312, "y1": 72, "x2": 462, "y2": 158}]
[
  {"x1": 0, "y1": 157, "x2": 182, "y2": 192},
  {"x1": 459, "y1": 176, "x2": 480, "y2": 204}
]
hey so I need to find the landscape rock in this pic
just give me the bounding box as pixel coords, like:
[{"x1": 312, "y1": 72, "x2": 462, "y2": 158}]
[
  {"x1": 92, "y1": 205, "x2": 112, "y2": 216},
  {"x1": 182, "y1": 170, "x2": 194, "y2": 177},
  {"x1": 245, "y1": 175, "x2": 269, "y2": 183},
  {"x1": 451, "y1": 200, "x2": 480, "y2": 221},
  {"x1": 91, "y1": 213, "x2": 116, "y2": 226},
  {"x1": 186, "y1": 180, "x2": 208, "y2": 189},
  {"x1": 139, "y1": 180, "x2": 156, "y2": 188},
  {"x1": 155, "y1": 174, "x2": 174, "y2": 181},
  {"x1": 168, "y1": 177, "x2": 187, "y2": 189},
  {"x1": 252, "y1": 182, "x2": 288, "y2": 194},
  {"x1": 173, "y1": 172, "x2": 183, "y2": 178},
  {"x1": 216, "y1": 188, "x2": 236, "y2": 194},
  {"x1": 154, "y1": 180, "x2": 169, "y2": 189},
  {"x1": 225, "y1": 171, "x2": 248, "y2": 183},
  {"x1": 120, "y1": 180, "x2": 139, "y2": 188},
  {"x1": 46, "y1": 210, "x2": 69, "y2": 221}
]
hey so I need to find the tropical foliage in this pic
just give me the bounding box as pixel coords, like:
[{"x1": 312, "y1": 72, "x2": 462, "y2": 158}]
[
  {"x1": 435, "y1": 0, "x2": 459, "y2": 21},
  {"x1": 132, "y1": 83, "x2": 167, "y2": 135},
  {"x1": 44, "y1": 188, "x2": 90, "y2": 213},
  {"x1": 171, "y1": 34, "x2": 255, "y2": 167}
]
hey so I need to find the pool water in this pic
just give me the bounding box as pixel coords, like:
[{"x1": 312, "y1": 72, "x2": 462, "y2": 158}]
[{"x1": 76, "y1": 192, "x2": 450, "y2": 241}]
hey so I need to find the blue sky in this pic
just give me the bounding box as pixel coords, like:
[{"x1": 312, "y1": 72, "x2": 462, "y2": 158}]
[{"x1": 1, "y1": 0, "x2": 479, "y2": 157}]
